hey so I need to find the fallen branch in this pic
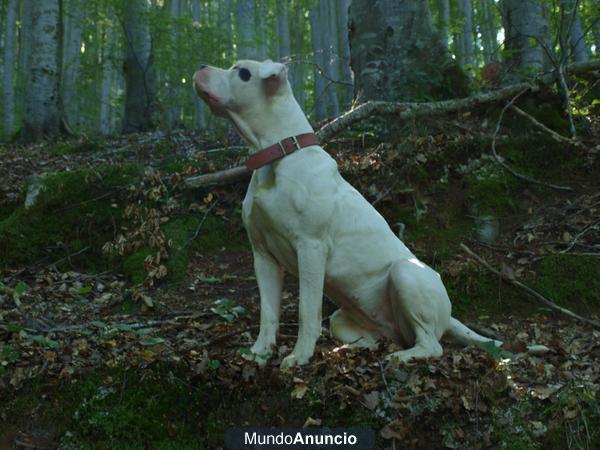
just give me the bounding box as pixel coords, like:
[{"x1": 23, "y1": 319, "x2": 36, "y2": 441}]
[
  {"x1": 460, "y1": 243, "x2": 600, "y2": 329},
  {"x1": 184, "y1": 59, "x2": 599, "y2": 189},
  {"x1": 509, "y1": 105, "x2": 581, "y2": 147}
]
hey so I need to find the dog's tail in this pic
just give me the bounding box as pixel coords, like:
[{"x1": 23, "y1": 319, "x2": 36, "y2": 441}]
[{"x1": 446, "y1": 317, "x2": 549, "y2": 355}]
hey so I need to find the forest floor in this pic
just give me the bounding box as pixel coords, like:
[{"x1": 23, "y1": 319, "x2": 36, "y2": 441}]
[{"x1": 0, "y1": 100, "x2": 599, "y2": 449}]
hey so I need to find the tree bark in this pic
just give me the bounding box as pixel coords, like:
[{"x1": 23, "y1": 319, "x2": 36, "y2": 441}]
[
  {"x1": 562, "y1": 0, "x2": 588, "y2": 62},
  {"x1": 256, "y1": 0, "x2": 267, "y2": 60},
  {"x1": 501, "y1": 0, "x2": 552, "y2": 76},
  {"x1": 2, "y1": 0, "x2": 18, "y2": 137},
  {"x1": 457, "y1": 0, "x2": 474, "y2": 68},
  {"x1": 122, "y1": 0, "x2": 156, "y2": 134},
  {"x1": 276, "y1": 1, "x2": 290, "y2": 61},
  {"x1": 438, "y1": 0, "x2": 450, "y2": 49},
  {"x1": 100, "y1": 22, "x2": 117, "y2": 135},
  {"x1": 310, "y1": 6, "x2": 326, "y2": 120},
  {"x1": 320, "y1": 0, "x2": 339, "y2": 117},
  {"x1": 337, "y1": 0, "x2": 353, "y2": 110},
  {"x1": 62, "y1": 0, "x2": 85, "y2": 130},
  {"x1": 481, "y1": 0, "x2": 498, "y2": 63},
  {"x1": 191, "y1": 0, "x2": 206, "y2": 129},
  {"x1": 349, "y1": 0, "x2": 469, "y2": 102},
  {"x1": 23, "y1": 0, "x2": 62, "y2": 140},
  {"x1": 236, "y1": 0, "x2": 256, "y2": 59}
]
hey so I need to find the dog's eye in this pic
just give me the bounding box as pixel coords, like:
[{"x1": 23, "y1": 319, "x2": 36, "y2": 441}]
[{"x1": 239, "y1": 68, "x2": 251, "y2": 82}]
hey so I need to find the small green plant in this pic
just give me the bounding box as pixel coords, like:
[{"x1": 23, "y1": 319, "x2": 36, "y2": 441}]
[{"x1": 210, "y1": 298, "x2": 247, "y2": 322}]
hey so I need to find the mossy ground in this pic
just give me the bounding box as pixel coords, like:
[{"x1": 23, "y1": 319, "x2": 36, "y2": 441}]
[
  {"x1": 0, "y1": 164, "x2": 141, "y2": 270},
  {"x1": 2, "y1": 364, "x2": 383, "y2": 449}
]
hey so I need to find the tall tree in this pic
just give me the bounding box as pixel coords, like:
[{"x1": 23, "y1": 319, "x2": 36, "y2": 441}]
[
  {"x1": 236, "y1": 0, "x2": 256, "y2": 59},
  {"x1": 349, "y1": 0, "x2": 469, "y2": 102},
  {"x1": 501, "y1": 0, "x2": 551, "y2": 75},
  {"x1": 62, "y1": 0, "x2": 85, "y2": 130},
  {"x1": 2, "y1": 0, "x2": 17, "y2": 136},
  {"x1": 439, "y1": 0, "x2": 450, "y2": 49},
  {"x1": 23, "y1": 0, "x2": 62, "y2": 140},
  {"x1": 309, "y1": 5, "x2": 326, "y2": 119},
  {"x1": 100, "y1": 23, "x2": 118, "y2": 135},
  {"x1": 457, "y1": 0, "x2": 474, "y2": 69},
  {"x1": 257, "y1": 0, "x2": 267, "y2": 60},
  {"x1": 276, "y1": 1, "x2": 290, "y2": 61},
  {"x1": 122, "y1": 0, "x2": 155, "y2": 133},
  {"x1": 320, "y1": 0, "x2": 339, "y2": 117},
  {"x1": 480, "y1": 0, "x2": 498, "y2": 62},
  {"x1": 562, "y1": 0, "x2": 588, "y2": 62},
  {"x1": 336, "y1": 0, "x2": 353, "y2": 110},
  {"x1": 191, "y1": 0, "x2": 206, "y2": 129}
]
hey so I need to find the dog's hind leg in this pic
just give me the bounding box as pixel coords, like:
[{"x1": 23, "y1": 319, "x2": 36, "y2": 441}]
[
  {"x1": 247, "y1": 250, "x2": 284, "y2": 364},
  {"x1": 330, "y1": 309, "x2": 380, "y2": 349},
  {"x1": 385, "y1": 259, "x2": 450, "y2": 363}
]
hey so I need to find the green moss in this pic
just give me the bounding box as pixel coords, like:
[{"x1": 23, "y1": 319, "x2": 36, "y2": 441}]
[
  {"x1": 121, "y1": 214, "x2": 248, "y2": 284},
  {"x1": 533, "y1": 255, "x2": 600, "y2": 311},
  {"x1": 0, "y1": 164, "x2": 141, "y2": 269},
  {"x1": 48, "y1": 140, "x2": 102, "y2": 155},
  {"x1": 122, "y1": 248, "x2": 154, "y2": 284}
]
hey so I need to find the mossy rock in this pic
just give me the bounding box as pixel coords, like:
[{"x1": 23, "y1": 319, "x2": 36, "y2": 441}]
[{"x1": 0, "y1": 164, "x2": 141, "y2": 269}]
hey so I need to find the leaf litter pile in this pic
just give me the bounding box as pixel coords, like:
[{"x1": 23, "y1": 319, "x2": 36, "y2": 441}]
[{"x1": 1, "y1": 128, "x2": 599, "y2": 448}]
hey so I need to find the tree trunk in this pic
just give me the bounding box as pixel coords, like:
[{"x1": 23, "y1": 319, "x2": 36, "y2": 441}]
[
  {"x1": 217, "y1": 0, "x2": 233, "y2": 61},
  {"x1": 438, "y1": 0, "x2": 450, "y2": 49},
  {"x1": 276, "y1": 1, "x2": 290, "y2": 61},
  {"x1": 236, "y1": 0, "x2": 256, "y2": 59},
  {"x1": 290, "y1": 4, "x2": 305, "y2": 109},
  {"x1": 2, "y1": 0, "x2": 17, "y2": 137},
  {"x1": 458, "y1": 0, "x2": 474, "y2": 69},
  {"x1": 257, "y1": 0, "x2": 267, "y2": 60},
  {"x1": 62, "y1": 0, "x2": 85, "y2": 131},
  {"x1": 501, "y1": 0, "x2": 551, "y2": 75},
  {"x1": 562, "y1": 0, "x2": 588, "y2": 62},
  {"x1": 349, "y1": 0, "x2": 469, "y2": 102},
  {"x1": 122, "y1": 0, "x2": 155, "y2": 133},
  {"x1": 337, "y1": 0, "x2": 353, "y2": 109},
  {"x1": 481, "y1": 0, "x2": 498, "y2": 62},
  {"x1": 320, "y1": 0, "x2": 339, "y2": 117},
  {"x1": 23, "y1": 0, "x2": 62, "y2": 140},
  {"x1": 99, "y1": 23, "x2": 117, "y2": 135},
  {"x1": 191, "y1": 0, "x2": 206, "y2": 129},
  {"x1": 310, "y1": 6, "x2": 326, "y2": 120}
]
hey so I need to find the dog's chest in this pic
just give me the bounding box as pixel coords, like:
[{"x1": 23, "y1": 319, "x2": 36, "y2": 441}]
[{"x1": 242, "y1": 177, "x2": 302, "y2": 270}]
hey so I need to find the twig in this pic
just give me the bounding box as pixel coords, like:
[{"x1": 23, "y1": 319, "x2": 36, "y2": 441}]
[
  {"x1": 491, "y1": 90, "x2": 573, "y2": 191},
  {"x1": 205, "y1": 322, "x2": 298, "y2": 347},
  {"x1": 561, "y1": 220, "x2": 600, "y2": 254},
  {"x1": 48, "y1": 246, "x2": 91, "y2": 268},
  {"x1": 27, "y1": 312, "x2": 214, "y2": 334},
  {"x1": 460, "y1": 243, "x2": 600, "y2": 328},
  {"x1": 377, "y1": 359, "x2": 393, "y2": 399},
  {"x1": 509, "y1": 105, "x2": 581, "y2": 146}
]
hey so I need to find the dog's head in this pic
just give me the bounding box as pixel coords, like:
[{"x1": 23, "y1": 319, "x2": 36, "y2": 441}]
[{"x1": 193, "y1": 59, "x2": 289, "y2": 118}]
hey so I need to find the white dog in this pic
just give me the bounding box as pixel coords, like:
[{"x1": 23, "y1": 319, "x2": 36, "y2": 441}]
[{"x1": 193, "y1": 60, "x2": 504, "y2": 368}]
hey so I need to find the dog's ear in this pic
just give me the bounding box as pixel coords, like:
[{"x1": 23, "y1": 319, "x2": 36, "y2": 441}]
[{"x1": 258, "y1": 60, "x2": 287, "y2": 96}]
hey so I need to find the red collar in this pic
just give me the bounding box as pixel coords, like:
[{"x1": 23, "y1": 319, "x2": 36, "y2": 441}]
[{"x1": 245, "y1": 132, "x2": 320, "y2": 171}]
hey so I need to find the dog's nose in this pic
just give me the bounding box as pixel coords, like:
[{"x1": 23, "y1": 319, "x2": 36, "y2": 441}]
[{"x1": 198, "y1": 64, "x2": 207, "y2": 70}]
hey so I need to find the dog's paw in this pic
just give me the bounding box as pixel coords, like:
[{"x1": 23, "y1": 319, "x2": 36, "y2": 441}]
[{"x1": 281, "y1": 353, "x2": 310, "y2": 369}]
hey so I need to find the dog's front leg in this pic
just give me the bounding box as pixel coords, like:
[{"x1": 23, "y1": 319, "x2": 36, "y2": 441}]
[
  {"x1": 281, "y1": 240, "x2": 326, "y2": 368},
  {"x1": 247, "y1": 250, "x2": 284, "y2": 365}
]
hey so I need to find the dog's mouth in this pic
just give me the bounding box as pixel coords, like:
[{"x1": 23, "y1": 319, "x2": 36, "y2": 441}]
[{"x1": 200, "y1": 90, "x2": 220, "y2": 105}]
